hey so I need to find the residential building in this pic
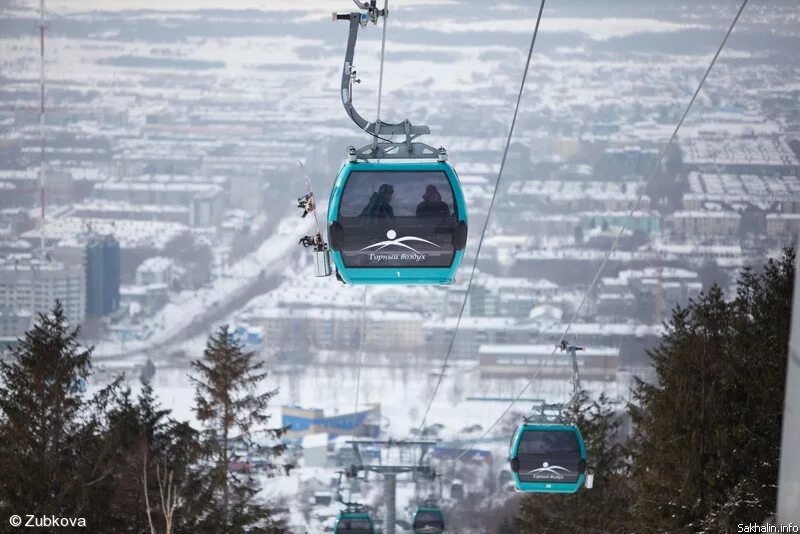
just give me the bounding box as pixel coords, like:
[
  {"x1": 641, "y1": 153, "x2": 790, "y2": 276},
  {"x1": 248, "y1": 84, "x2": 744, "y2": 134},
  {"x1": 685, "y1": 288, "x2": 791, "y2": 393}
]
[
  {"x1": 668, "y1": 210, "x2": 741, "y2": 237},
  {"x1": 478, "y1": 344, "x2": 619, "y2": 381},
  {"x1": 85, "y1": 234, "x2": 120, "y2": 317},
  {"x1": 0, "y1": 254, "x2": 85, "y2": 336}
]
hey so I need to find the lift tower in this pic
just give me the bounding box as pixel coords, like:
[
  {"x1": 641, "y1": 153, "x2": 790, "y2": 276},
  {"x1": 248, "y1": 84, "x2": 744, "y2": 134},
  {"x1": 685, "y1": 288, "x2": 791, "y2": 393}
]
[{"x1": 344, "y1": 439, "x2": 438, "y2": 534}]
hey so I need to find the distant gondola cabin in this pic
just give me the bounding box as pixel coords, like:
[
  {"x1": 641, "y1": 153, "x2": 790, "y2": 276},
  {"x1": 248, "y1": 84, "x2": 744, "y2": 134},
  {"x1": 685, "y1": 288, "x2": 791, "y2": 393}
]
[
  {"x1": 508, "y1": 423, "x2": 588, "y2": 493},
  {"x1": 333, "y1": 511, "x2": 375, "y2": 534}
]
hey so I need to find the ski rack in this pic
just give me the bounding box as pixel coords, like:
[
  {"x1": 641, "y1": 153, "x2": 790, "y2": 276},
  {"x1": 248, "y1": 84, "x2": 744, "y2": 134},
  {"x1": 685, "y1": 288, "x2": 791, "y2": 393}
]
[
  {"x1": 333, "y1": 0, "x2": 445, "y2": 160},
  {"x1": 295, "y1": 161, "x2": 332, "y2": 277}
]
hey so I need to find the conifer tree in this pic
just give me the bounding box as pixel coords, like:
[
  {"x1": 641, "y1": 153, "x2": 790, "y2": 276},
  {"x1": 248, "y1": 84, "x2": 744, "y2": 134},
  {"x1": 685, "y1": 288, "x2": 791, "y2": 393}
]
[
  {"x1": 483, "y1": 249, "x2": 795, "y2": 533},
  {"x1": 190, "y1": 325, "x2": 292, "y2": 533},
  {"x1": 99, "y1": 382, "x2": 205, "y2": 532},
  {"x1": 630, "y1": 248, "x2": 794, "y2": 530},
  {"x1": 0, "y1": 302, "x2": 114, "y2": 522}
]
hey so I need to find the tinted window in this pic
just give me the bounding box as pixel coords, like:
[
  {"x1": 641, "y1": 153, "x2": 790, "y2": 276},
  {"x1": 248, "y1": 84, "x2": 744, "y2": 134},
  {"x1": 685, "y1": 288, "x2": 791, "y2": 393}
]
[
  {"x1": 413, "y1": 511, "x2": 444, "y2": 529},
  {"x1": 517, "y1": 430, "x2": 581, "y2": 484},
  {"x1": 518, "y1": 430, "x2": 580, "y2": 454},
  {"x1": 339, "y1": 518, "x2": 372, "y2": 534},
  {"x1": 336, "y1": 170, "x2": 458, "y2": 268}
]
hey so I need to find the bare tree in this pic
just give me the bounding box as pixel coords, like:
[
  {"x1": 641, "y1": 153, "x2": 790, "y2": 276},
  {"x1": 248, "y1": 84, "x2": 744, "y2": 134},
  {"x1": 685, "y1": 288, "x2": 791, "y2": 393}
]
[
  {"x1": 142, "y1": 440, "x2": 180, "y2": 534},
  {"x1": 156, "y1": 459, "x2": 179, "y2": 534},
  {"x1": 142, "y1": 442, "x2": 157, "y2": 534}
]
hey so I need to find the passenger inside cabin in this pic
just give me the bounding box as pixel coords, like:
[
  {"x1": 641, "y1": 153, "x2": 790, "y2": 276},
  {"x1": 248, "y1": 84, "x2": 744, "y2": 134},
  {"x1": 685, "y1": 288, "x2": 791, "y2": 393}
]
[
  {"x1": 360, "y1": 183, "x2": 395, "y2": 224},
  {"x1": 416, "y1": 184, "x2": 450, "y2": 219}
]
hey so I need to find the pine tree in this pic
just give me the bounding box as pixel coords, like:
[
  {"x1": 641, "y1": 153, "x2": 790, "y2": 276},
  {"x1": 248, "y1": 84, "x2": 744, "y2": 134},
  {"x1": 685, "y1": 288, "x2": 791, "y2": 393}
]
[
  {"x1": 630, "y1": 248, "x2": 794, "y2": 531},
  {"x1": 98, "y1": 381, "x2": 205, "y2": 533},
  {"x1": 0, "y1": 302, "x2": 115, "y2": 522},
  {"x1": 190, "y1": 325, "x2": 292, "y2": 533}
]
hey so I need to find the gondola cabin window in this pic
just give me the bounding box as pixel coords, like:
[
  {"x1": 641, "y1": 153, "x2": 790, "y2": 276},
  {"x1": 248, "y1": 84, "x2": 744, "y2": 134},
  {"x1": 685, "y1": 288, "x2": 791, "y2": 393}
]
[{"x1": 337, "y1": 170, "x2": 458, "y2": 268}]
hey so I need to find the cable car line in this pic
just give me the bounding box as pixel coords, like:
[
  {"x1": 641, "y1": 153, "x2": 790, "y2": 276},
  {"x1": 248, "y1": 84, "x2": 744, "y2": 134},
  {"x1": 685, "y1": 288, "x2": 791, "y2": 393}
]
[
  {"x1": 354, "y1": 286, "x2": 367, "y2": 414},
  {"x1": 374, "y1": 0, "x2": 388, "y2": 143},
  {"x1": 561, "y1": 340, "x2": 584, "y2": 407},
  {"x1": 454, "y1": 0, "x2": 751, "y2": 462},
  {"x1": 341, "y1": 5, "x2": 400, "y2": 149},
  {"x1": 413, "y1": 0, "x2": 547, "y2": 438},
  {"x1": 351, "y1": 1, "x2": 394, "y2": 147},
  {"x1": 352, "y1": 0, "x2": 386, "y2": 416}
]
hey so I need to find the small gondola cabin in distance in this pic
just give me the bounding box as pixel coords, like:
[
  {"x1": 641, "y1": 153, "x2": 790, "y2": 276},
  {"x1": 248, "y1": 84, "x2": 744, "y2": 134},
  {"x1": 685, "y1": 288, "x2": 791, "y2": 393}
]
[
  {"x1": 411, "y1": 505, "x2": 445, "y2": 533},
  {"x1": 508, "y1": 423, "x2": 590, "y2": 493},
  {"x1": 333, "y1": 510, "x2": 375, "y2": 534}
]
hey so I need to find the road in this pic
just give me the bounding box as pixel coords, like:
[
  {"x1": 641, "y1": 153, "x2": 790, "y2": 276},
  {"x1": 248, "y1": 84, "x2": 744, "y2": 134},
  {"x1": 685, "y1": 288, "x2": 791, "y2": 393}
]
[{"x1": 95, "y1": 212, "x2": 317, "y2": 362}]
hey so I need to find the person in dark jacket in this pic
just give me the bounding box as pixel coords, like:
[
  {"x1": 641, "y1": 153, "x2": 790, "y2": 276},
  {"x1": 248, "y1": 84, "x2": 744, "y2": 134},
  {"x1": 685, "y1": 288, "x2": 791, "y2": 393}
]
[
  {"x1": 360, "y1": 183, "x2": 395, "y2": 223},
  {"x1": 416, "y1": 184, "x2": 450, "y2": 219}
]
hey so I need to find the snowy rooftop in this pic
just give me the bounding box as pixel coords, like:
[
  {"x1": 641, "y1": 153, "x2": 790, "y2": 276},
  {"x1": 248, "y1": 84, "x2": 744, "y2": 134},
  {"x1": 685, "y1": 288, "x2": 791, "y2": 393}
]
[
  {"x1": 245, "y1": 306, "x2": 423, "y2": 322},
  {"x1": 302, "y1": 432, "x2": 329, "y2": 449},
  {"x1": 650, "y1": 242, "x2": 742, "y2": 256},
  {"x1": 514, "y1": 248, "x2": 656, "y2": 261},
  {"x1": 766, "y1": 213, "x2": 800, "y2": 220},
  {"x1": 73, "y1": 200, "x2": 190, "y2": 215},
  {"x1": 21, "y1": 217, "x2": 187, "y2": 250},
  {"x1": 423, "y1": 317, "x2": 517, "y2": 330},
  {"x1": 476, "y1": 272, "x2": 558, "y2": 291},
  {"x1": 602, "y1": 266, "x2": 699, "y2": 286},
  {"x1": 0, "y1": 254, "x2": 78, "y2": 272},
  {"x1": 508, "y1": 180, "x2": 648, "y2": 202},
  {"x1": 136, "y1": 256, "x2": 175, "y2": 272},
  {"x1": 94, "y1": 181, "x2": 224, "y2": 194},
  {"x1": 542, "y1": 322, "x2": 663, "y2": 338},
  {"x1": 671, "y1": 210, "x2": 741, "y2": 219},
  {"x1": 683, "y1": 137, "x2": 800, "y2": 167},
  {"x1": 478, "y1": 344, "x2": 619, "y2": 357},
  {"x1": 687, "y1": 172, "x2": 800, "y2": 200}
]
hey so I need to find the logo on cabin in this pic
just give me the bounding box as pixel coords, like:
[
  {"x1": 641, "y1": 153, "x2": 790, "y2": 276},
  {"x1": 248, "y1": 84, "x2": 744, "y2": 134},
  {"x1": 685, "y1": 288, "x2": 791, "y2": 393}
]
[
  {"x1": 359, "y1": 229, "x2": 438, "y2": 262},
  {"x1": 526, "y1": 461, "x2": 572, "y2": 480}
]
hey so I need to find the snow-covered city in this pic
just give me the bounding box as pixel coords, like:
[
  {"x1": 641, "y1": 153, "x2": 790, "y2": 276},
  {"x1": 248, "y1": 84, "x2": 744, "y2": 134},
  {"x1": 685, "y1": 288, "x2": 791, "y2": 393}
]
[{"x1": 1, "y1": 0, "x2": 799, "y2": 532}]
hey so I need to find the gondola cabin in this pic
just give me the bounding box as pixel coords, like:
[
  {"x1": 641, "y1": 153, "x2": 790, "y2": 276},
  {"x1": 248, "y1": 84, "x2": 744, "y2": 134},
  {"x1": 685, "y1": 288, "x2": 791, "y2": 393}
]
[
  {"x1": 327, "y1": 161, "x2": 467, "y2": 285},
  {"x1": 508, "y1": 423, "x2": 588, "y2": 493},
  {"x1": 412, "y1": 506, "x2": 445, "y2": 533},
  {"x1": 333, "y1": 511, "x2": 375, "y2": 534},
  {"x1": 449, "y1": 480, "x2": 464, "y2": 500}
]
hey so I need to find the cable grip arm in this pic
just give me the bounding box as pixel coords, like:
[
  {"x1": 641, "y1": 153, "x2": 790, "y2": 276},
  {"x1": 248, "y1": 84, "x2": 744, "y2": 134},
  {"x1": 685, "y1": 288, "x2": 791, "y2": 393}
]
[{"x1": 332, "y1": 5, "x2": 430, "y2": 139}]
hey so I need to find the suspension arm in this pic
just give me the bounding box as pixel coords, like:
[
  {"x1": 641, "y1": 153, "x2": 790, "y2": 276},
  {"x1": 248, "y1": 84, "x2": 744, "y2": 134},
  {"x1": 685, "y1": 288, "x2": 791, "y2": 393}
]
[{"x1": 335, "y1": 11, "x2": 430, "y2": 138}]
